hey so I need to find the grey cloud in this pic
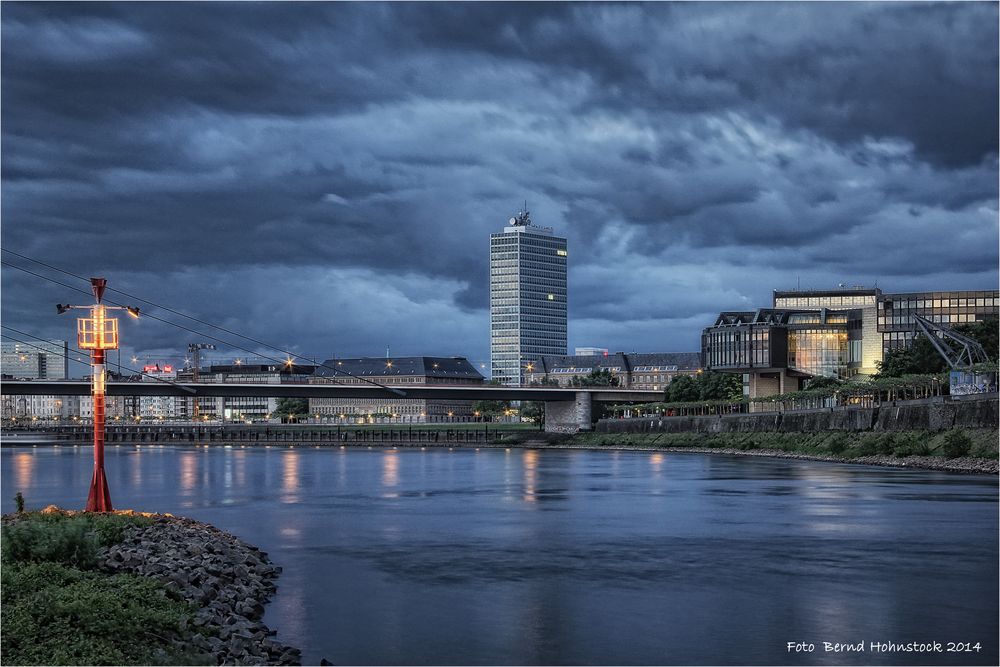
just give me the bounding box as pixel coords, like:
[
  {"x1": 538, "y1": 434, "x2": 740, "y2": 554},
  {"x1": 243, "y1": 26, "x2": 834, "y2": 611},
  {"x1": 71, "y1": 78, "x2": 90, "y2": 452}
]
[{"x1": 2, "y1": 2, "x2": 997, "y2": 362}]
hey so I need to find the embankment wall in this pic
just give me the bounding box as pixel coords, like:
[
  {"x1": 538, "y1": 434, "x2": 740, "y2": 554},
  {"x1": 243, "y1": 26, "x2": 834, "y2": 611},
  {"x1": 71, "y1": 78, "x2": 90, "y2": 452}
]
[{"x1": 597, "y1": 395, "x2": 998, "y2": 435}]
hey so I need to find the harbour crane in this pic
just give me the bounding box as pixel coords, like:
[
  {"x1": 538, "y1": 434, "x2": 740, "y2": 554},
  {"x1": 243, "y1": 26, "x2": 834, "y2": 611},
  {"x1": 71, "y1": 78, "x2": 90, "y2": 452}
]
[{"x1": 187, "y1": 343, "x2": 216, "y2": 419}]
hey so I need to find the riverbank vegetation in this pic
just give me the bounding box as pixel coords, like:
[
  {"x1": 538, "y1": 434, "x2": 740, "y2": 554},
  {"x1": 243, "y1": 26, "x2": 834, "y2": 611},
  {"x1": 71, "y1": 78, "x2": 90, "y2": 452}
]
[
  {"x1": 1, "y1": 509, "x2": 203, "y2": 665},
  {"x1": 608, "y1": 372, "x2": 994, "y2": 417},
  {"x1": 566, "y1": 428, "x2": 998, "y2": 461}
]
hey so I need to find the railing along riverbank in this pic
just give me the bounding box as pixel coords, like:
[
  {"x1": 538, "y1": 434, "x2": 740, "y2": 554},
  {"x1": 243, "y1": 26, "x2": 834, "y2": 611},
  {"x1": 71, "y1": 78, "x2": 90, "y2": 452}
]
[{"x1": 0, "y1": 424, "x2": 530, "y2": 447}]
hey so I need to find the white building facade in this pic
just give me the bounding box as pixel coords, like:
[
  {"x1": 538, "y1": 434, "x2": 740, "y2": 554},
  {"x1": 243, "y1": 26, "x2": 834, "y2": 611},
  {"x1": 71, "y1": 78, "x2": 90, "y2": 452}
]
[
  {"x1": 490, "y1": 207, "x2": 567, "y2": 386},
  {"x1": 139, "y1": 364, "x2": 183, "y2": 418}
]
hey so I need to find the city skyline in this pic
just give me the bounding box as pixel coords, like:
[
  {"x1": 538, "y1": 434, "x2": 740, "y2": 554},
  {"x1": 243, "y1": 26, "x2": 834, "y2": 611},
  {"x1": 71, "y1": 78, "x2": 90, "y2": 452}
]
[{"x1": 1, "y1": 2, "x2": 997, "y2": 372}]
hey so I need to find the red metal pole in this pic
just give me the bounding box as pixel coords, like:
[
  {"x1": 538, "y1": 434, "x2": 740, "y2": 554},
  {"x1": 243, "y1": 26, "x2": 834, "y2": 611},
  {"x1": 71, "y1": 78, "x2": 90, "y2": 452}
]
[{"x1": 86, "y1": 347, "x2": 112, "y2": 512}]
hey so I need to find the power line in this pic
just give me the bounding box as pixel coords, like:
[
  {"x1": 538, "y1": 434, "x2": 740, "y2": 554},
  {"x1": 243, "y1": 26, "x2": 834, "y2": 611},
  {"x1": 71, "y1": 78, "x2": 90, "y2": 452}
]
[
  {"x1": 1, "y1": 253, "x2": 405, "y2": 396},
  {"x1": 4, "y1": 247, "x2": 318, "y2": 359},
  {"x1": 1, "y1": 325, "x2": 195, "y2": 394}
]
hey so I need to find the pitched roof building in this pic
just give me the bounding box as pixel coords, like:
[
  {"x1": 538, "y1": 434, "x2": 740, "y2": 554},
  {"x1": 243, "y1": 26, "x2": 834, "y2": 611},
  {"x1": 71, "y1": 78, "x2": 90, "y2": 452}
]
[
  {"x1": 524, "y1": 351, "x2": 702, "y2": 391},
  {"x1": 309, "y1": 356, "x2": 484, "y2": 422}
]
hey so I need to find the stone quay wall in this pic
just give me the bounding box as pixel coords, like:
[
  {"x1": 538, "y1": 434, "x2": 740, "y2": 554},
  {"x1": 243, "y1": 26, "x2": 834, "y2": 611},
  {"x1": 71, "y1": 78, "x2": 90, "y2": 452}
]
[{"x1": 596, "y1": 395, "x2": 999, "y2": 435}]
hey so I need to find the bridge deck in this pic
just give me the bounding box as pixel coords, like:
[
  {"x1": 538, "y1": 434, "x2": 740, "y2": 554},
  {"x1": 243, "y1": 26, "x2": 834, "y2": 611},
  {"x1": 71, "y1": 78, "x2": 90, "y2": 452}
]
[{"x1": 0, "y1": 381, "x2": 660, "y2": 403}]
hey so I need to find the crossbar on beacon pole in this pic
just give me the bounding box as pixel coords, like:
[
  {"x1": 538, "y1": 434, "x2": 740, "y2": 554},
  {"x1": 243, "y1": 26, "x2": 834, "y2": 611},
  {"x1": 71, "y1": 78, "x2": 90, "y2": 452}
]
[{"x1": 57, "y1": 277, "x2": 140, "y2": 512}]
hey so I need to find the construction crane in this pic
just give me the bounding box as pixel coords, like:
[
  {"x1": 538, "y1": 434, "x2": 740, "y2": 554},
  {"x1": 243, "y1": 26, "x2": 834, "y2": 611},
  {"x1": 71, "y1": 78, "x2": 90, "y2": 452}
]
[
  {"x1": 911, "y1": 314, "x2": 993, "y2": 395},
  {"x1": 187, "y1": 343, "x2": 216, "y2": 419}
]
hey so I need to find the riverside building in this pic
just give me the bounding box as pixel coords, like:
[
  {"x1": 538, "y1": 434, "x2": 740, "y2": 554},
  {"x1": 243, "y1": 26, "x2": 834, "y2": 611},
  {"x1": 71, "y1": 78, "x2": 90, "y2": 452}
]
[
  {"x1": 1, "y1": 340, "x2": 69, "y2": 379},
  {"x1": 1, "y1": 340, "x2": 72, "y2": 420},
  {"x1": 490, "y1": 206, "x2": 567, "y2": 386},
  {"x1": 309, "y1": 356, "x2": 484, "y2": 422},
  {"x1": 702, "y1": 286, "x2": 999, "y2": 398},
  {"x1": 524, "y1": 352, "x2": 702, "y2": 390},
  {"x1": 175, "y1": 362, "x2": 318, "y2": 421}
]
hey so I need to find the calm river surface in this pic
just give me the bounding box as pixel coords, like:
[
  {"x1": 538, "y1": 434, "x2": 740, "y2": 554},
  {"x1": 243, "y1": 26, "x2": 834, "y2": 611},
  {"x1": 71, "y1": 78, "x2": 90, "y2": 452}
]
[{"x1": 2, "y1": 444, "x2": 997, "y2": 665}]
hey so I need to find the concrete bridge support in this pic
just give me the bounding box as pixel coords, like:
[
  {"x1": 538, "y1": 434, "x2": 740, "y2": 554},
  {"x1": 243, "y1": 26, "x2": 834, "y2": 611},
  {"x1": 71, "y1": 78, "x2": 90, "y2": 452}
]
[{"x1": 544, "y1": 392, "x2": 592, "y2": 433}]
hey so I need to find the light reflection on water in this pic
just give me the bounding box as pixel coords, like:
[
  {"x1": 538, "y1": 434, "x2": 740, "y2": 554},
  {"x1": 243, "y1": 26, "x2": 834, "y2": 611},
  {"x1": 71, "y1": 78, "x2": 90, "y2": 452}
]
[
  {"x1": 14, "y1": 452, "x2": 34, "y2": 490},
  {"x1": 282, "y1": 449, "x2": 300, "y2": 503},
  {"x1": 522, "y1": 448, "x2": 538, "y2": 503},
  {"x1": 1, "y1": 445, "x2": 996, "y2": 667},
  {"x1": 381, "y1": 450, "x2": 399, "y2": 496}
]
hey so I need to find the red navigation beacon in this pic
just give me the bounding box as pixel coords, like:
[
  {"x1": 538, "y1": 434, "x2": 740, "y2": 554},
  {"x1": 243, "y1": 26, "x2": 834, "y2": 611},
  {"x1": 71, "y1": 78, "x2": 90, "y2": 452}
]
[{"x1": 58, "y1": 277, "x2": 139, "y2": 512}]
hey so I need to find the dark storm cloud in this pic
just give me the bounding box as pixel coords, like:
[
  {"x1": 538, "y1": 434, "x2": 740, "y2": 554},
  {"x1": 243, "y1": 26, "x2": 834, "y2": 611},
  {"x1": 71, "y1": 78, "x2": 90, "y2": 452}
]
[{"x1": 2, "y1": 1, "x2": 997, "y2": 365}]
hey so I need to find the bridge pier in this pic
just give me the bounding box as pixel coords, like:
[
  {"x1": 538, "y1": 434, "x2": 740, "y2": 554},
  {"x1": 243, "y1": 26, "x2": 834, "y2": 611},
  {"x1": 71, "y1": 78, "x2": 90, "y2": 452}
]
[{"x1": 544, "y1": 392, "x2": 592, "y2": 433}]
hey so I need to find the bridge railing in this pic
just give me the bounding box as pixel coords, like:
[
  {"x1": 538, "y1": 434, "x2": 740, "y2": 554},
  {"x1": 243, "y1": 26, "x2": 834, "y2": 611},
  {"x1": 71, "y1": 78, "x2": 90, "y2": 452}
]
[{"x1": 4, "y1": 424, "x2": 508, "y2": 446}]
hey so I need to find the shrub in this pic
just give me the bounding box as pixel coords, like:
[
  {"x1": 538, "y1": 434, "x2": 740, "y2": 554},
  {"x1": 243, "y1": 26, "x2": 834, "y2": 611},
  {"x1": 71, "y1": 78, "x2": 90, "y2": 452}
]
[
  {"x1": 14, "y1": 491, "x2": 24, "y2": 513},
  {"x1": 1, "y1": 513, "x2": 154, "y2": 569},
  {"x1": 876, "y1": 434, "x2": 895, "y2": 456},
  {"x1": 893, "y1": 434, "x2": 931, "y2": 457},
  {"x1": 970, "y1": 435, "x2": 999, "y2": 459},
  {"x1": 827, "y1": 435, "x2": 848, "y2": 455},
  {"x1": 853, "y1": 438, "x2": 877, "y2": 457},
  {"x1": 942, "y1": 431, "x2": 972, "y2": 459},
  {"x1": 2, "y1": 520, "x2": 99, "y2": 569},
  {"x1": 86, "y1": 513, "x2": 154, "y2": 546},
  {"x1": 1, "y1": 562, "x2": 199, "y2": 666}
]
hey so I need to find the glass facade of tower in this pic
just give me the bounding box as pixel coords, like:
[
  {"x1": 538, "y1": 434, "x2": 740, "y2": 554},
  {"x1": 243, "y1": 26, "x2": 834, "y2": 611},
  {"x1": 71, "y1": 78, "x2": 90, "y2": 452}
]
[
  {"x1": 0, "y1": 340, "x2": 69, "y2": 379},
  {"x1": 490, "y1": 210, "x2": 567, "y2": 386}
]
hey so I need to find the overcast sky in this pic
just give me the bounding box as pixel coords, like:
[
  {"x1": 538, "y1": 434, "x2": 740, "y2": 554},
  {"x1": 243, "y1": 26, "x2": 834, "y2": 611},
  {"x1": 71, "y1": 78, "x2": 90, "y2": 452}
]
[{"x1": 2, "y1": 1, "x2": 997, "y2": 376}]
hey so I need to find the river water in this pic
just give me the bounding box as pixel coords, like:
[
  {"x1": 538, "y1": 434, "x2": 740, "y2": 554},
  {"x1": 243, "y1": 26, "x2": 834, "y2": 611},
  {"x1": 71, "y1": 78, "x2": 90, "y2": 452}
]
[{"x1": 1, "y1": 444, "x2": 996, "y2": 665}]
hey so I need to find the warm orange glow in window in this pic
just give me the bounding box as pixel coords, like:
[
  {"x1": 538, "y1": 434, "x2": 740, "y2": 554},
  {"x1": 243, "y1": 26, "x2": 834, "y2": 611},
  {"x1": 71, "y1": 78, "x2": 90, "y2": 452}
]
[{"x1": 77, "y1": 306, "x2": 119, "y2": 350}]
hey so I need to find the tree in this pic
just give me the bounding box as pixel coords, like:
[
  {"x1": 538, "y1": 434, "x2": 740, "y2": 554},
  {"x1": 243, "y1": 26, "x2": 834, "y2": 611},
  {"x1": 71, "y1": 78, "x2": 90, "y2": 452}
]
[
  {"x1": 876, "y1": 316, "x2": 998, "y2": 378},
  {"x1": 803, "y1": 376, "x2": 843, "y2": 391},
  {"x1": 663, "y1": 374, "x2": 699, "y2": 402},
  {"x1": 519, "y1": 401, "x2": 543, "y2": 423},
  {"x1": 570, "y1": 369, "x2": 619, "y2": 387},
  {"x1": 663, "y1": 372, "x2": 742, "y2": 402},
  {"x1": 274, "y1": 398, "x2": 308, "y2": 417},
  {"x1": 473, "y1": 378, "x2": 512, "y2": 420},
  {"x1": 877, "y1": 335, "x2": 948, "y2": 377},
  {"x1": 696, "y1": 372, "x2": 743, "y2": 400},
  {"x1": 472, "y1": 399, "x2": 511, "y2": 419}
]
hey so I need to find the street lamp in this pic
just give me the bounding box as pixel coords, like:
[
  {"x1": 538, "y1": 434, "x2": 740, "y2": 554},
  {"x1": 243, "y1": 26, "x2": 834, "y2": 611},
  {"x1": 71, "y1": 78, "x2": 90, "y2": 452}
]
[{"x1": 57, "y1": 277, "x2": 139, "y2": 512}]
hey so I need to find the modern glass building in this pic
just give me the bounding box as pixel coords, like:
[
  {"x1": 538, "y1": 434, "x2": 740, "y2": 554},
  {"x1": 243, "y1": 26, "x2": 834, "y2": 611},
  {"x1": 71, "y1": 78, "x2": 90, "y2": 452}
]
[
  {"x1": 703, "y1": 309, "x2": 863, "y2": 397},
  {"x1": 490, "y1": 207, "x2": 567, "y2": 386},
  {"x1": 0, "y1": 340, "x2": 69, "y2": 379},
  {"x1": 877, "y1": 290, "x2": 999, "y2": 354},
  {"x1": 703, "y1": 286, "x2": 998, "y2": 398}
]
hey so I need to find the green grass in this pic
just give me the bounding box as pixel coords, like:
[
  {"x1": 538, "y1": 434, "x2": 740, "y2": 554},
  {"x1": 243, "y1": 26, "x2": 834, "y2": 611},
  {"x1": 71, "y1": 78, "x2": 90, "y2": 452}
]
[
  {"x1": 568, "y1": 429, "x2": 999, "y2": 461},
  {"x1": 1, "y1": 511, "x2": 205, "y2": 665}
]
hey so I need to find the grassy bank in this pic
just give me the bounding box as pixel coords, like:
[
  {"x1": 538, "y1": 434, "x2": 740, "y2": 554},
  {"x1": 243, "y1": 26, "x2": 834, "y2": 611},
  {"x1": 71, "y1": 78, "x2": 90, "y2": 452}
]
[
  {"x1": 1, "y1": 510, "x2": 205, "y2": 666},
  {"x1": 565, "y1": 428, "x2": 999, "y2": 460}
]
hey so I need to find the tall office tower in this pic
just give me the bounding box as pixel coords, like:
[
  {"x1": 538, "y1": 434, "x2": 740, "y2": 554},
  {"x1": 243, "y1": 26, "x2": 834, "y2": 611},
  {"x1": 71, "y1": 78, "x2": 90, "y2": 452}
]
[
  {"x1": 490, "y1": 206, "x2": 567, "y2": 386},
  {"x1": 1, "y1": 340, "x2": 69, "y2": 379}
]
